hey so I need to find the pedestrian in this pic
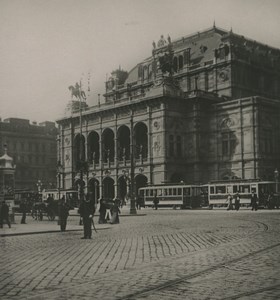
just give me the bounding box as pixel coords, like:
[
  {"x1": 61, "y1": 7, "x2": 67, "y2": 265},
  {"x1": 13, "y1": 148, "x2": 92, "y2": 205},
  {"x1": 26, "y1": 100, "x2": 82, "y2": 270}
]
[
  {"x1": 251, "y1": 191, "x2": 258, "y2": 211},
  {"x1": 153, "y1": 194, "x2": 159, "y2": 210},
  {"x1": 79, "y1": 195, "x2": 95, "y2": 239},
  {"x1": 136, "y1": 196, "x2": 141, "y2": 210},
  {"x1": 226, "y1": 194, "x2": 233, "y2": 211},
  {"x1": 20, "y1": 199, "x2": 27, "y2": 224},
  {"x1": 59, "y1": 196, "x2": 70, "y2": 232},
  {"x1": 110, "y1": 201, "x2": 121, "y2": 224},
  {"x1": 267, "y1": 192, "x2": 274, "y2": 209},
  {"x1": 105, "y1": 201, "x2": 112, "y2": 221},
  {"x1": 0, "y1": 201, "x2": 11, "y2": 228},
  {"x1": 234, "y1": 192, "x2": 241, "y2": 211},
  {"x1": 98, "y1": 199, "x2": 107, "y2": 224}
]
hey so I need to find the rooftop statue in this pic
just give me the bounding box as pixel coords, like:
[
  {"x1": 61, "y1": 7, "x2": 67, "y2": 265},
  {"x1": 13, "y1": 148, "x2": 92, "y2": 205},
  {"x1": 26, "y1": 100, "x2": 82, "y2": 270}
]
[
  {"x1": 68, "y1": 82, "x2": 86, "y2": 100},
  {"x1": 157, "y1": 35, "x2": 167, "y2": 48}
]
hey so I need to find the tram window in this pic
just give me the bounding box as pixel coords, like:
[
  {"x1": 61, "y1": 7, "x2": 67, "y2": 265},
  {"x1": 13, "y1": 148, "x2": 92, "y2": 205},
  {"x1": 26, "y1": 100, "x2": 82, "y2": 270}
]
[
  {"x1": 164, "y1": 189, "x2": 168, "y2": 196},
  {"x1": 241, "y1": 185, "x2": 250, "y2": 193},
  {"x1": 169, "y1": 188, "x2": 172, "y2": 195},
  {"x1": 217, "y1": 186, "x2": 226, "y2": 194},
  {"x1": 173, "y1": 188, "x2": 177, "y2": 195},
  {"x1": 178, "y1": 188, "x2": 182, "y2": 195},
  {"x1": 183, "y1": 188, "x2": 190, "y2": 196},
  {"x1": 157, "y1": 189, "x2": 162, "y2": 196},
  {"x1": 233, "y1": 185, "x2": 238, "y2": 193},
  {"x1": 210, "y1": 186, "x2": 215, "y2": 194}
]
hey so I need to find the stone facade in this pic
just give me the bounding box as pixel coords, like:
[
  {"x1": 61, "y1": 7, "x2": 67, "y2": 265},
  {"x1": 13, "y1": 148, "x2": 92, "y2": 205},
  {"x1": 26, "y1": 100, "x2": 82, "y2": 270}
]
[{"x1": 57, "y1": 26, "x2": 280, "y2": 204}]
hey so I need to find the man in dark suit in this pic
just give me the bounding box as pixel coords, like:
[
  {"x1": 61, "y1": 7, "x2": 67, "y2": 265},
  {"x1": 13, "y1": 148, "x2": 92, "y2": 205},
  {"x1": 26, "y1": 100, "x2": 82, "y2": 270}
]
[{"x1": 79, "y1": 195, "x2": 95, "y2": 239}]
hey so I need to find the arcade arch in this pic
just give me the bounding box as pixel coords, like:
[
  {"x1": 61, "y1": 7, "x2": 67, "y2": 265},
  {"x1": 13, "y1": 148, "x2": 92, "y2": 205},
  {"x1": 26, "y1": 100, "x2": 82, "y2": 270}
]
[
  {"x1": 102, "y1": 128, "x2": 115, "y2": 163},
  {"x1": 134, "y1": 122, "x2": 148, "y2": 159},
  {"x1": 103, "y1": 177, "x2": 115, "y2": 200},
  {"x1": 87, "y1": 178, "x2": 100, "y2": 205},
  {"x1": 88, "y1": 131, "x2": 100, "y2": 164},
  {"x1": 73, "y1": 134, "x2": 85, "y2": 171},
  {"x1": 117, "y1": 125, "x2": 130, "y2": 161}
]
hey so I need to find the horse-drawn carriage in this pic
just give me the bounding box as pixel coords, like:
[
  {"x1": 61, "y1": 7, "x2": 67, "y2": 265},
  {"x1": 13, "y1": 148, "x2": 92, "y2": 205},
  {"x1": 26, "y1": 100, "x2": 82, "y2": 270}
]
[{"x1": 31, "y1": 201, "x2": 58, "y2": 221}]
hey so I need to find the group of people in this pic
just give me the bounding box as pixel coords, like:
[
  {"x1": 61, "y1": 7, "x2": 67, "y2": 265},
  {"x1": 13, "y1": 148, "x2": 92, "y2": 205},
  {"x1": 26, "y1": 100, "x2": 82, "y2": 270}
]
[
  {"x1": 226, "y1": 191, "x2": 259, "y2": 211},
  {"x1": 98, "y1": 199, "x2": 121, "y2": 225},
  {"x1": 78, "y1": 197, "x2": 121, "y2": 239},
  {"x1": 0, "y1": 200, "x2": 28, "y2": 228},
  {"x1": 226, "y1": 193, "x2": 241, "y2": 211}
]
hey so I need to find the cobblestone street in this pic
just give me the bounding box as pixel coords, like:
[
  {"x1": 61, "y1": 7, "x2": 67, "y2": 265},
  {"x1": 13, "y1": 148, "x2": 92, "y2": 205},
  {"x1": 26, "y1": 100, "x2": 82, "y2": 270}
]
[{"x1": 1, "y1": 209, "x2": 280, "y2": 299}]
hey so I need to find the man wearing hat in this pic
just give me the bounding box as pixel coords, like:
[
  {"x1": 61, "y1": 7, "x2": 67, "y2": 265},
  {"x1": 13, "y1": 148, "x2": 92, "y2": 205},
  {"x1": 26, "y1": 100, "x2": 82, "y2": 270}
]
[{"x1": 79, "y1": 195, "x2": 95, "y2": 239}]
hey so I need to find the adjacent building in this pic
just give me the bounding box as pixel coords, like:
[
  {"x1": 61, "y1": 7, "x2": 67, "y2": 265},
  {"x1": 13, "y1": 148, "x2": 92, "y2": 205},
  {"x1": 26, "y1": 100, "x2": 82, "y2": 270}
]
[
  {"x1": 57, "y1": 25, "x2": 280, "y2": 204},
  {"x1": 0, "y1": 118, "x2": 58, "y2": 190}
]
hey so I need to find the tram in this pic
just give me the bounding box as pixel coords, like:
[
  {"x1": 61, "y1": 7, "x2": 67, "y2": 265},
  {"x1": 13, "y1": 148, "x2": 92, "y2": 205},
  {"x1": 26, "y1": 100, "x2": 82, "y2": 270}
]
[
  {"x1": 207, "y1": 180, "x2": 275, "y2": 208},
  {"x1": 138, "y1": 184, "x2": 205, "y2": 209}
]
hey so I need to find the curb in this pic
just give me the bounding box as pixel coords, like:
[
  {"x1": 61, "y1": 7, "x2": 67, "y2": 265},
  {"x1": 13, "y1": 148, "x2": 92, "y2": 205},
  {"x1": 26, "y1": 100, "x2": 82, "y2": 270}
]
[{"x1": 0, "y1": 226, "x2": 111, "y2": 237}]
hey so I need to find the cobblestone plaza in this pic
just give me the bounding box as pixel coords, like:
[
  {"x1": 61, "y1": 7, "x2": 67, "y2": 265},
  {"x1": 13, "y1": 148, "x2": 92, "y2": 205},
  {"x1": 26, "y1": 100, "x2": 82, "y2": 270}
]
[{"x1": 1, "y1": 209, "x2": 280, "y2": 299}]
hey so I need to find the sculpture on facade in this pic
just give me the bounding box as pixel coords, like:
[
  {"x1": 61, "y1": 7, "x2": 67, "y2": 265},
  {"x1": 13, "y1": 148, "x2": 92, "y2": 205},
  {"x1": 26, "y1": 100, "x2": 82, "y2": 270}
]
[
  {"x1": 68, "y1": 82, "x2": 86, "y2": 100},
  {"x1": 157, "y1": 35, "x2": 167, "y2": 48}
]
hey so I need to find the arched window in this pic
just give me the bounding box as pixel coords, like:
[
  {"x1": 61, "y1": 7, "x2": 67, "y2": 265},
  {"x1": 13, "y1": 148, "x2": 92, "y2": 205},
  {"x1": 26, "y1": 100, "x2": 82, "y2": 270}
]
[
  {"x1": 134, "y1": 122, "x2": 148, "y2": 159},
  {"x1": 178, "y1": 55, "x2": 183, "y2": 70},
  {"x1": 87, "y1": 131, "x2": 100, "y2": 164},
  {"x1": 117, "y1": 125, "x2": 130, "y2": 161}
]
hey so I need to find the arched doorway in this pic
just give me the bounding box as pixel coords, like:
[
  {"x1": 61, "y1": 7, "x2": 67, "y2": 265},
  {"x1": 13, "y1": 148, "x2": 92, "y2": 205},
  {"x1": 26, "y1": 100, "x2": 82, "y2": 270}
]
[
  {"x1": 87, "y1": 179, "x2": 100, "y2": 205},
  {"x1": 135, "y1": 174, "x2": 148, "y2": 196},
  {"x1": 118, "y1": 175, "x2": 128, "y2": 206},
  {"x1": 103, "y1": 177, "x2": 115, "y2": 201}
]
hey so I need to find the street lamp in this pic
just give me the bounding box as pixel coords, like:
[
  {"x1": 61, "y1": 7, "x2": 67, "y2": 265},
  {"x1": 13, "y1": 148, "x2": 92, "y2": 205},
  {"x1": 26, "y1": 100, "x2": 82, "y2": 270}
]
[
  {"x1": 57, "y1": 161, "x2": 63, "y2": 201},
  {"x1": 274, "y1": 168, "x2": 279, "y2": 194},
  {"x1": 130, "y1": 115, "x2": 137, "y2": 214}
]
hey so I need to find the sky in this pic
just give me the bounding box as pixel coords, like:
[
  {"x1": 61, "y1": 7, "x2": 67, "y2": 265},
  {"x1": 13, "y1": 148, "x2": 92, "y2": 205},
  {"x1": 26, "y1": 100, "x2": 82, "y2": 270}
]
[{"x1": 0, "y1": 0, "x2": 280, "y2": 123}]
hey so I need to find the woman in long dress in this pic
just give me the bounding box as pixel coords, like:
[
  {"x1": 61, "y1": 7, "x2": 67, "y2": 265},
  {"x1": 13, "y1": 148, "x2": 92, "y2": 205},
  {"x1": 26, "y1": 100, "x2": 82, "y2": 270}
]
[{"x1": 110, "y1": 202, "x2": 120, "y2": 224}]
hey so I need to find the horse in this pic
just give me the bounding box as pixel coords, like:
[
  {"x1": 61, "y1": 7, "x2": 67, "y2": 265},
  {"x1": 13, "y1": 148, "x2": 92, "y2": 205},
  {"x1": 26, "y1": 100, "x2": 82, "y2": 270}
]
[{"x1": 68, "y1": 83, "x2": 86, "y2": 100}]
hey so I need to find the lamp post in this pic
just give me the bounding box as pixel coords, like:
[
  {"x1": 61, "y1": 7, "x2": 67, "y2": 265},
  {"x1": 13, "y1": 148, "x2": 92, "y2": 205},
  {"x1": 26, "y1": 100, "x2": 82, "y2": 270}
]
[
  {"x1": 57, "y1": 161, "x2": 63, "y2": 201},
  {"x1": 274, "y1": 168, "x2": 279, "y2": 194},
  {"x1": 130, "y1": 115, "x2": 137, "y2": 214}
]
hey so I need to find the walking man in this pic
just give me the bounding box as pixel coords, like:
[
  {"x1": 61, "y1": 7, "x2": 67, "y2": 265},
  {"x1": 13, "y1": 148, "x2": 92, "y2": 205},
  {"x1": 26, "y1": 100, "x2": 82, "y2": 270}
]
[
  {"x1": 0, "y1": 201, "x2": 11, "y2": 228},
  {"x1": 153, "y1": 194, "x2": 159, "y2": 210},
  {"x1": 20, "y1": 199, "x2": 27, "y2": 224},
  {"x1": 234, "y1": 192, "x2": 241, "y2": 211},
  {"x1": 79, "y1": 195, "x2": 95, "y2": 239},
  {"x1": 59, "y1": 196, "x2": 70, "y2": 232},
  {"x1": 251, "y1": 191, "x2": 258, "y2": 211}
]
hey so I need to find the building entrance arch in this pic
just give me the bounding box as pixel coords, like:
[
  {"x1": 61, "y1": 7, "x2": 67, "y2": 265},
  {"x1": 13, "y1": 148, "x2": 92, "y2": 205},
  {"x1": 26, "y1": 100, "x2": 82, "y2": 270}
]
[
  {"x1": 118, "y1": 175, "x2": 128, "y2": 206},
  {"x1": 103, "y1": 177, "x2": 115, "y2": 201},
  {"x1": 87, "y1": 178, "x2": 100, "y2": 205},
  {"x1": 135, "y1": 174, "x2": 148, "y2": 196}
]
